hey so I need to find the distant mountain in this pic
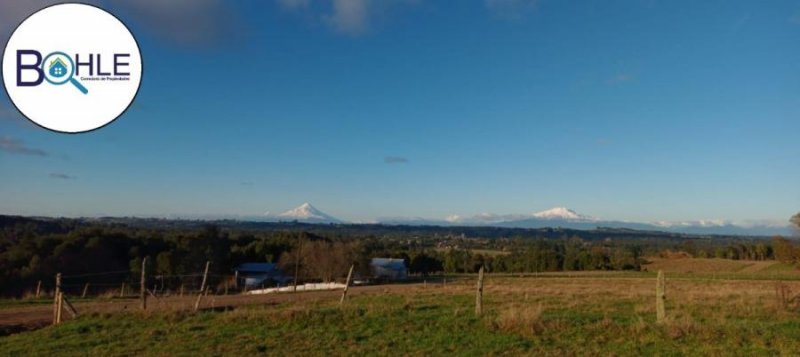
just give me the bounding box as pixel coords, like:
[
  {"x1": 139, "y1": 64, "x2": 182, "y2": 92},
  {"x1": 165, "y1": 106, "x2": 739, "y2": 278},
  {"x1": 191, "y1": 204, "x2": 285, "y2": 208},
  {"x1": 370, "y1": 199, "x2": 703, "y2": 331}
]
[
  {"x1": 441, "y1": 207, "x2": 598, "y2": 227},
  {"x1": 268, "y1": 203, "x2": 342, "y2": 224},
  {"x1": 652, "y1": 220, "x2": 792, "y2": 236},
  {"x1": 256, "y1": 204, "x2": 790, "y2": 236},
  {"x1": 532, "y1": 207, "x2": 594, "y2": 221},
  {"x1": 377, "y1": 207, "x2": 793, "y2": 236},
  {"x1": 377, "y1": 216, "x2": 450, "y2": 226}
]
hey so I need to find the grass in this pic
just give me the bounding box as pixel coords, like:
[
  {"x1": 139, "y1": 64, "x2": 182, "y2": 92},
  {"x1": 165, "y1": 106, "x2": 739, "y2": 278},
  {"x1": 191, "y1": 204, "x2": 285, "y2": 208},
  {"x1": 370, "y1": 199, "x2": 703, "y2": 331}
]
[
  {"x1": 643, "y1": 257, "x2": 757, "y2": 273},
  {"x1": 5, "y1": 270, "x2": 800, "y2": 356},
  {"x1": 0, "y1": 298, "x2": 55, "y2": 309},
  {"x1": 0, "y1": 295, "x2": 135, "y2": 309},
  {"x1": 642, "y1": 258, "x2": 800, "y2": 282},
  {"x1": 1, "y1": 294, "x2": 531, "y2": 356}
]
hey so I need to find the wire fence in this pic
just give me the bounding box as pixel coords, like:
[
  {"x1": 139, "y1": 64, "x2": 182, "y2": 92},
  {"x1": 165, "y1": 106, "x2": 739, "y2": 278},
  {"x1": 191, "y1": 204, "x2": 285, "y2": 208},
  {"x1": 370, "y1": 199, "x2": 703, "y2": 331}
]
[{"x1": 27, "y1": 264, "x2": 255, "y2": 300}]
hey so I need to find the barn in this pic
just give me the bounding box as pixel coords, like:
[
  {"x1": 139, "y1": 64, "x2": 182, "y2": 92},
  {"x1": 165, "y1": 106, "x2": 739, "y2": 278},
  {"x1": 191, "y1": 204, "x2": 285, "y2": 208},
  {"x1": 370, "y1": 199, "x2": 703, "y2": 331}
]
[
  {"x1": 370, "y1": 258, "x2": 408, "y2": 280},
  {"x1": 235, "y1": 263, "x2": 291, "y2": 288}
]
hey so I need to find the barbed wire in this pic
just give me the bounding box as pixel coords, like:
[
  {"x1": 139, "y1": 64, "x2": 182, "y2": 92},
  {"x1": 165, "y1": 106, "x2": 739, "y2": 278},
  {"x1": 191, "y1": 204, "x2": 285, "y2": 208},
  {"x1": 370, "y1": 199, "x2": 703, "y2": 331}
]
[
  {"x1": 58, "y1": 271, "x2": 239, "y2": 280},
  {"x1": 61, "y1": 269, "x2": 132, "y2": 278}
]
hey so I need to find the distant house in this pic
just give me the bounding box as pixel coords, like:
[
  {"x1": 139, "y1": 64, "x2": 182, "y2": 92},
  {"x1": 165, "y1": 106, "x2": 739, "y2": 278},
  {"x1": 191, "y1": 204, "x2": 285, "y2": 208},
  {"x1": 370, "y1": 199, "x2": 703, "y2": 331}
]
[
  {"x1": 371, "y1": 258, "x2": 408, "y2": 280},
  {"x1": 235, "y1": 263, "x2": 291, "y2": 288}
]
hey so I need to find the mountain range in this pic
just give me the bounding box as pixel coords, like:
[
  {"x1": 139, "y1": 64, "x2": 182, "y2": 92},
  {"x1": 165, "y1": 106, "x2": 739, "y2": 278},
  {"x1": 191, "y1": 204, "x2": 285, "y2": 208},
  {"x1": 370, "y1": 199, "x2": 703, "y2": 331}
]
[{"x1": 266, "y1": 203, "x2": 794, "y2": 236}]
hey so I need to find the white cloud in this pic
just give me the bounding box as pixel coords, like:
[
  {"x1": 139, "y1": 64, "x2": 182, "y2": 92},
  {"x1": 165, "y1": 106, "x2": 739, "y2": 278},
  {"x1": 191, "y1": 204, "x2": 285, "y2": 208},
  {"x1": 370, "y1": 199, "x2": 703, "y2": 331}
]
[
  {"x1": 0, "y1": 1, "x2": 236, "y2": 47},
  {"x1": 108, "y1": 0, "x2": 235, "y2": 46},
  {"x1": 278, "y1": 0, "x2": 419, "y2": 36},
  {"x1": 323, "y1": 0, "x2": 369, "y2": 35},
  {"x1": 0, "y1": 0, "x2": 62, "y2": 43}
]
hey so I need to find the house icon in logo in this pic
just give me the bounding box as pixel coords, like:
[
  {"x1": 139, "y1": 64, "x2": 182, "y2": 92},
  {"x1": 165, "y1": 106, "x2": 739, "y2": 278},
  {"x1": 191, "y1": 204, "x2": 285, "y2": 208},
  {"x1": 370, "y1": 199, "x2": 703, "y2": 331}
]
[{"x1": 49, "y1": 57, "x2": 68, "y2": 78}]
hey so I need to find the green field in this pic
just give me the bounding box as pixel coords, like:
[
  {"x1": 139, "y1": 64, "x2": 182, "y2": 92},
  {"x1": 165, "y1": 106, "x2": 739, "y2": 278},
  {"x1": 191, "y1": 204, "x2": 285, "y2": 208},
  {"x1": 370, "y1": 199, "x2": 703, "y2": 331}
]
[{"x1": 4, "y1": 269, "x2": 800, "y2": 356}]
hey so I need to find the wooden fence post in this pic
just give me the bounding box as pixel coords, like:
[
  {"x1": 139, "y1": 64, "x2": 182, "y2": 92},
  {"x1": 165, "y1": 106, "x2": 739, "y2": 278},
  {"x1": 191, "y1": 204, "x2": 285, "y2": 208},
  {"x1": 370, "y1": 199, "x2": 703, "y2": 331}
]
[
  {"x1": 82, "y1": 283, "x2": 89, "y2": 298},
  {"x1": 234, "y1": 270, "x2": 239, "y2": 291},
  {"x1": 293, "y1": 241, "x2": 302, "y2": 293},
  {"x1": 63, "y1": 296, "x2": 78, "y2": 318},
  {"x1": 55, "y1": 292, "x2": 63, "y2": 325},
  {"x1": 35, "y1": 280, "x2": 42, "y2": 298},
  {"x1": 194, "y1": 261, "x2": 210, "y2": 312},
  {"x1": 119, "y1": 282, "x2": 126, "y2": 298},
  {"x1": 140, "y1": 257, "x2": 148, "y2": 310},
  {"x1": 52, "y1": 273, "x2": 61, "y2": 325},
  {"x1": 199, "y1": 261, "x2": 210, "y2": 293},
  {"x1": 656, "y1": 270, "x2": 666, "y2": 323},
  {"x1": 340, "y1": 264, "x2": 355, "y2": 305},
  {"x1": 475, "y1": 266, "x2": 485, "y2": 316},
  {"x1": 179, "y1": 283, "x2": 184, "y2": 297}
]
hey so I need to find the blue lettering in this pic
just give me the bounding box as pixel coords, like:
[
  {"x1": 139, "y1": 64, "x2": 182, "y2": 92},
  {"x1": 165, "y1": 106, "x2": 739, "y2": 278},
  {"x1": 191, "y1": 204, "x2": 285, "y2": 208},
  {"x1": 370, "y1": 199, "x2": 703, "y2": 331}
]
[
  {"x1": 16, "y1": 50, "x2": 43, "y2": 86},
  {"x1": 96, "y1": 54, "x2": 110, "y2": 76},
  {"x1": 113, "y1": 54, "x2": 130, "y2": 76},
  {"x1": 75, "y1": 53, "x2": 93, "y2": 76}
]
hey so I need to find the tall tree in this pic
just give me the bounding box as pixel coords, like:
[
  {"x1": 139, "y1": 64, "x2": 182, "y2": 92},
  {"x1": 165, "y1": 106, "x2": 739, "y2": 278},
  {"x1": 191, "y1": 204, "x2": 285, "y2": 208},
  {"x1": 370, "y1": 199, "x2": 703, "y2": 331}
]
[{"x1": 772, "y1": 237, "x2": 796, "y2": 263}]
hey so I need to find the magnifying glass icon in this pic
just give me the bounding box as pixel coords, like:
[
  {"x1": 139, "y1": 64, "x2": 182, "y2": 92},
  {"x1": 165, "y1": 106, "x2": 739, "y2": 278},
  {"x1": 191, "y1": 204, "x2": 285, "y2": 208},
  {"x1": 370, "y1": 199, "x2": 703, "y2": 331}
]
[{"x1": 41, "y1": 51, "x2": 88, "y2": 94}]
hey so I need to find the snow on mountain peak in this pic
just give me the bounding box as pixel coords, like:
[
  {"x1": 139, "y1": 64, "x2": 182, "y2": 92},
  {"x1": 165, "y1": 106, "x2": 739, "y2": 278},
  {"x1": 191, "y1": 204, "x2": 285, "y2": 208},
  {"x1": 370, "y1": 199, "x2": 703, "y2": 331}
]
[
  {"x1": 276, "y1": 203, "x2": 341, "y2": 222},
  {"x1": 445, "y1": 214, "x2": 463, "y2": 223},
  {"x1": 532, "y1": 207, "x2": 592, "y2": 221},
  {"x1": 257, "y1": 203, "x2": 791, "y2": 235},
  {"x1": 279, "y1": 202, "x2": 319, "y2": 218}
]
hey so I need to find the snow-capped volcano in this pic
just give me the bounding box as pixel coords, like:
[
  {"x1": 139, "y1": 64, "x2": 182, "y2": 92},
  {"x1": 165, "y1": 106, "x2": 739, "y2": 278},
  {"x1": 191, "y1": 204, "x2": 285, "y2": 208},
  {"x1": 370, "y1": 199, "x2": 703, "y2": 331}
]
[
  {"x1": 532, "y1": 207, "x2": 594, "y2": 221},
  {"x1": 255, "y1": 203, "x2": 792, "y2": 236},
  {"x1": 274, "y1": 203, "x2": 342, "y2": 223},
  {"x1": 440, "y1": 207, "x2": 595, "y2": 225},
  {"x1": 378, "y1": 207, "x2": 792, "y2": 236}
]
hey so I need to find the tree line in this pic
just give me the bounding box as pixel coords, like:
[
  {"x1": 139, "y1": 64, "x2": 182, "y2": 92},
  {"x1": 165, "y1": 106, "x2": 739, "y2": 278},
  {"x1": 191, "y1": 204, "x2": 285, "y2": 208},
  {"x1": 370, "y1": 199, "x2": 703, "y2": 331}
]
[{"x1": 1, "y1": 215, "x2": 798, "y2": 296}]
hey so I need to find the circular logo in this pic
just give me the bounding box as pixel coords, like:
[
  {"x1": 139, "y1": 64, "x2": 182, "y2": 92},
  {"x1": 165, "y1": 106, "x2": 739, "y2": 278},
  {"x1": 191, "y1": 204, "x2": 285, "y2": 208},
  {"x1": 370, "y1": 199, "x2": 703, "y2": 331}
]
[{"x1": 2, "y1": 3, "x2": 142, "y2": 133}]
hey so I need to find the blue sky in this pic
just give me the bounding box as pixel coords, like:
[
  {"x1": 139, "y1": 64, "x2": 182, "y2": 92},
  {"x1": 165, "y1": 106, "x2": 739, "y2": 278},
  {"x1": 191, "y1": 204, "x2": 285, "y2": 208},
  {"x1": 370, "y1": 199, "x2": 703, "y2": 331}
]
[{"x1": 1, "y1": 0, "x2": 799, "y2": 224}]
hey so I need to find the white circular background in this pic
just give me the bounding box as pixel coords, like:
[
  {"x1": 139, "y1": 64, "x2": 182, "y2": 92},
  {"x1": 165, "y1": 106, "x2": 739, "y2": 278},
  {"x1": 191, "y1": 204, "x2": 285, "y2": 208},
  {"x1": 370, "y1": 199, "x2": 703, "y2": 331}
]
[{"x1": 2, "y1": 3, "x2": 142, "y2": 133}]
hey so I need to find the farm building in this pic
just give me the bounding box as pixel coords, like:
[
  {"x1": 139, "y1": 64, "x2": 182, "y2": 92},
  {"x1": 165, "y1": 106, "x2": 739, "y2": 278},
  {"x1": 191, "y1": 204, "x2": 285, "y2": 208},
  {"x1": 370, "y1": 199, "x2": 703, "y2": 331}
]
[
  {"x1": 370, "y1": 258, "x2": 408, "y2": 280},
  {"x1": 235, "y1": 263, "x2": 291, "y2": 288}
]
